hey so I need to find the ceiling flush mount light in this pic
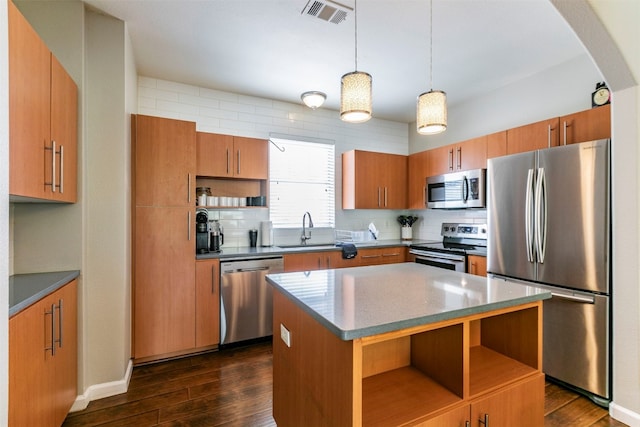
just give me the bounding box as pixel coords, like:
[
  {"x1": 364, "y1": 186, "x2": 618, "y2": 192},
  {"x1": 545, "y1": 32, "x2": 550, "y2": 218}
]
[
  {"x1": 301, "y1": 91, "x2": 327, "y2": 109},
  {"x1": 417, "y1": 0, "x2": 447, "y2": 135},
  {"x1": 340, "y1": 0, "x2": 372, "y2": 123}
]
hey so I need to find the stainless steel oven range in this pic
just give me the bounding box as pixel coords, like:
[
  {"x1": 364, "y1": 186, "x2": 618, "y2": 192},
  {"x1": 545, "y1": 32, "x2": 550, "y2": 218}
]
[{"x1": 409, "y1": 223, "x2": 487, "y2": 273}]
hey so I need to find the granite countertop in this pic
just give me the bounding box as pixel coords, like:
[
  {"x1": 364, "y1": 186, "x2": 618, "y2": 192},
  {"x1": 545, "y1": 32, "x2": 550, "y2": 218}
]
[
  {"x1": 9, "y1": 270, "x2": 80, "y2": 317},
  {"x1": 196, "y1": 238, "x2": 433, "y2": 260},
  {"x1": 266, "y1": 263, "x2": 550, "y2": 341}
]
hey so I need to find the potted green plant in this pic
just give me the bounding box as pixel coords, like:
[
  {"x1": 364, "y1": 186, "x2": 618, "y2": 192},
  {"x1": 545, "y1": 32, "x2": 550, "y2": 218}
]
[{"x1": 397, "y1": 215, "x2": 419, "y2": 240}]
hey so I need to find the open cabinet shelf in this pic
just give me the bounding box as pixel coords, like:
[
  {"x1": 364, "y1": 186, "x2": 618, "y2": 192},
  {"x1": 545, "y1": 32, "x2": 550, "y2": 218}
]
[{"x1": 363, "y1": 366, "x2": 463, "y2": 427}]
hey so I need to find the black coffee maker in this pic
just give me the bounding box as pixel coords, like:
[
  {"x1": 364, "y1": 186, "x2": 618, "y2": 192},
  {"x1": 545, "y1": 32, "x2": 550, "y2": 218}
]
[{"x1": 195, "y1": 209, "x2": 209, "y2": 254}]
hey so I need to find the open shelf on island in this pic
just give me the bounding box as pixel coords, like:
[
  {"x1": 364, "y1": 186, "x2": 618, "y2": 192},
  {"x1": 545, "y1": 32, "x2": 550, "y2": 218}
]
[{"x1": 363, "y1": 366, "x2": 463, "y2": 427}]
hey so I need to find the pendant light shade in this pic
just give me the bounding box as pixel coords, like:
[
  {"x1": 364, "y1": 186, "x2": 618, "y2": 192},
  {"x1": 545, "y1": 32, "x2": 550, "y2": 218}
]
[
  {"x1": 340, "y1": 0, "x2": 371, "y2": 123},
  {"x1": 417, "y1": 90, "x2": 447, "y2": 134},
  {"x1": 416, "y1": 0, "x2": 447, "y2": 135},
  {"x1": 340, "y1": 71, "x2": 372, "y2": 123}
]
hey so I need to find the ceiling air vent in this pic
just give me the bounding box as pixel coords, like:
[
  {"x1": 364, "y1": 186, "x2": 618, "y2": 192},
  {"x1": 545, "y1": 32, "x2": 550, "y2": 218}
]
[{"x1": 301, "y1": 0, "x2": 352, "y2": 24}]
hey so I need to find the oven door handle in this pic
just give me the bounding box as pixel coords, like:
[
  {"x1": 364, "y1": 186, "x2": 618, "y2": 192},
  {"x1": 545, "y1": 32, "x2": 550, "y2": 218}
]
[{"x1": 410, "y1": 249, "x2": 465, "y2": 262}]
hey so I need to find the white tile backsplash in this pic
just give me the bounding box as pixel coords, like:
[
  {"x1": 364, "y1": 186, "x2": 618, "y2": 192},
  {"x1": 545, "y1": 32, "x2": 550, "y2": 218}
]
[{"x1": 138, "y1": 76, "x2": 487, "y2": 247}]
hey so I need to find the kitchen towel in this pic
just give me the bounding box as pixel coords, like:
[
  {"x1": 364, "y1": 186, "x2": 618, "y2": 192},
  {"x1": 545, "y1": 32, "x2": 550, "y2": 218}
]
[{"x1": 341, "y1": 243, "x2": 358, "y2": 259}]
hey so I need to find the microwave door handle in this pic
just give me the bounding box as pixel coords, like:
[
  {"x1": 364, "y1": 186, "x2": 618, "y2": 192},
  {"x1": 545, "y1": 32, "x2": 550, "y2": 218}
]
[{"x1": 462, "y1": 176, "x2": 469, "y2": 202}]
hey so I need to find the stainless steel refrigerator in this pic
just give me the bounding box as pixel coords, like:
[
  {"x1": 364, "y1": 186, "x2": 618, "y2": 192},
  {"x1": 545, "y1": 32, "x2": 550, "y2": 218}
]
[{"x1": 487, "y1": 139, "x2": 610, "y2": 406}]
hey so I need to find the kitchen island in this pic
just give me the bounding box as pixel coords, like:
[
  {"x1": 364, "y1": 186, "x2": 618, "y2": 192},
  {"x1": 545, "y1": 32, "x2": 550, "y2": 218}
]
[{"x1": 266, "y1": 263, "x2": 551, "y2": 427}]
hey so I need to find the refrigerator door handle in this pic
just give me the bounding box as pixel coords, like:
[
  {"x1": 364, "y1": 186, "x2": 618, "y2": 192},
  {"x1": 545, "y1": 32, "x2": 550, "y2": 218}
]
[
  {"x1": 551, "y1": 292, "x2": 595, "y2": 304},
  {"x1": 525, "y1": 168, "x2": 535, "y2": 262},
  {"x1": 535, "y1": 167, "x2": 547, "y2": 263}
]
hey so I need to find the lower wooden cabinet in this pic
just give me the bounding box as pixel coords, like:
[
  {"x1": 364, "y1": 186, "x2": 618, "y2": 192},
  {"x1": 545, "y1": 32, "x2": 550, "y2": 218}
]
[
  {"x1": 134, "y1": 206, "x2": 196, "y2": 361},
  {"x1": 470, "y1": 373, "x2": 544, "y2": 427},
  {"x1": 195, "y1": 259, "x2": 220, "y2": 348},
  {"x1": 357, "y1": 247, "x2": 407, "y2": 266},
  {"x1": 284, "y1": 247, "x2": 407, "y2": 272},
  {"x1": 9, "y1": 279, "x2": 77, "y2": 427},
  {"x1": 468, "y1": 255, "x2": 487, "y2": 277},
  {"x1": 284, "y1": 251, "x2": 346, "y2": 272}
]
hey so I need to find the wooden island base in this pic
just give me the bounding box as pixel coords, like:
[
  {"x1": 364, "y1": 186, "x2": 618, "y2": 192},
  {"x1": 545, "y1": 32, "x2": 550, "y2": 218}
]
[{"x1": 272, "y1": 290, "x2": 545, "y2": 426}]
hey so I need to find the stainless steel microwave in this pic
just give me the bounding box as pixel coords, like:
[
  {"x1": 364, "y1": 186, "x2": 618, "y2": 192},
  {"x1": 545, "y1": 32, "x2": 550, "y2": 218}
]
[{"x1": 426, "y1": 169, "x2": 486, "y2": 209}]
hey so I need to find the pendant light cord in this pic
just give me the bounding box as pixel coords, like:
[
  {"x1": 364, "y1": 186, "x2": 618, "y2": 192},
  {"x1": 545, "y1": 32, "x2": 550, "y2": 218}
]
[
  {"x1": 429, "y1": 0, "x2": 433, "y2": 90},
  {"x1": 354, "y1": 0, "x2": 359, "y2": 71}
]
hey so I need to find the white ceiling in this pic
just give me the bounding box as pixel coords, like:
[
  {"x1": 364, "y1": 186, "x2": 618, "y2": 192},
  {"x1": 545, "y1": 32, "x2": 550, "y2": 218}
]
[{"x1": 84, "y1": 0, "x2": 589, "y2": 123}]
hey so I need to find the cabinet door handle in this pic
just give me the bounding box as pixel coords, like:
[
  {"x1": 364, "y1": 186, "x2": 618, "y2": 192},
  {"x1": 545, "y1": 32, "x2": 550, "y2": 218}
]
[
  {"x1": 187, "y1": 174, "x2": 191, "y2": 203},
  {"x1": 448, "y1": 148, "x2": 454, "y2": 170},
  {"x1": 237, "y1": 150, "x2": 241, "y2": 175},
  {"x1": 547, "y1": 124, "x2": 553, "y2": 148},
  {"x1": 211, "y1": 265, "x2": 216, "y2": 294},
  {"x1": 465, "y1": 422, "x2": 470, "y2": 427},
  {"x1": 377, "y1": 187, "x2": 381, "y2": 207},
  {"x1": 384, "y1": 187, "x2": 388, "y2": 207},
  {"x1": 56, "y1": 299, "x2": 63, "y2": 348},
  {"x1": 45, "y1": 303, "x2": 56, "y2": 355},
  {"x1": 563, "y1": 120, "x2": 570, "y2": 145},
  {"x1": 59, "y1": 145, "x2": 64, "y2": 194},
  {"x1": 457, "y1": 146, "x2": 462, "y2": 169},
  {"x1": 479, "y1": 413, "x2": 489, "y2": 426},
  {"x1": 361, "y1": 254, "x2": 381, "y2": 259},
  {"x1": 382, "y1": 253, "x2": 400, "y2": 257},
  {"x1": 45, "y1": 140, "x2": 57, "y2": 192},
  {"x1": 226, "y1": 148, "x2": 230, "y2": 174}
]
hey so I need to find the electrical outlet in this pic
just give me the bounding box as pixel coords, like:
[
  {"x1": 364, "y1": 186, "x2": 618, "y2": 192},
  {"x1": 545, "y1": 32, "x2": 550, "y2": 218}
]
[{"x1": 280, "y1": 324, "x2": 291, "y2": 347}]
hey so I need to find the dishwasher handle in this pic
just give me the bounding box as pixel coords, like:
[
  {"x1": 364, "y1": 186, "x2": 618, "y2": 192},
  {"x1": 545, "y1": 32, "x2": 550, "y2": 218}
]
[{"x1": 223, "y1": 266, "x2": 270, "y2": 274}]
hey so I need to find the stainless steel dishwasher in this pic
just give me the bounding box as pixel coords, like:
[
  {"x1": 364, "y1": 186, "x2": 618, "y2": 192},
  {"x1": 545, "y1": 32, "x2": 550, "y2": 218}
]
[{"x1": 220, "y1": 256, "x2": 283, "y2": 345}]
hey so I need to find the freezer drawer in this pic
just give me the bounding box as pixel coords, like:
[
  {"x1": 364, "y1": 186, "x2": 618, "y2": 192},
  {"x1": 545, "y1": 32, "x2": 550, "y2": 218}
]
[{"x1": 541, "y1": 286, "x2": 610, "y2": 403}]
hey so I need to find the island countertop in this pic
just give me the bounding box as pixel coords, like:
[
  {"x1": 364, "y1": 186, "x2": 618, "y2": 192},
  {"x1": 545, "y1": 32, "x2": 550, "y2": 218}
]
[{"x1": 266, "y1": 262, "x2": 550, "y2": 341}]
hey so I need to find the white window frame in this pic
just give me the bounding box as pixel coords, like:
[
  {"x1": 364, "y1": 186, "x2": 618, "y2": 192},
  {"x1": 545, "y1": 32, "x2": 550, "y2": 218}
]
[{"x1": 268, "y1": 136, "x2": 335, "y2": 229}]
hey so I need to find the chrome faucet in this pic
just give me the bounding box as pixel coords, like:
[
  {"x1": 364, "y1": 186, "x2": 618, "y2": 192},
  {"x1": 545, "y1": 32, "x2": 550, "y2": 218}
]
[{"x1": 301, "y1": 211, "x2": 314, "y2": 245}]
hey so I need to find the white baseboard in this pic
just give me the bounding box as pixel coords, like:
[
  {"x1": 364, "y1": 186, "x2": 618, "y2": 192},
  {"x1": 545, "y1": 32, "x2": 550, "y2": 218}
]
[
  {"x1": 70, "y1": 359, "x2": 133, "y2": 412},
  {"x1": 610, "y1": 402, "x2": 640, "y2": 427}
]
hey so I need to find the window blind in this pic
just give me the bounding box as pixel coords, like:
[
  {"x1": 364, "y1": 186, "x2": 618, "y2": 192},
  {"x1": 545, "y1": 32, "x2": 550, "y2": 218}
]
[{"x1": 269, "y1": 138, "x2": 335, "y2": 228}]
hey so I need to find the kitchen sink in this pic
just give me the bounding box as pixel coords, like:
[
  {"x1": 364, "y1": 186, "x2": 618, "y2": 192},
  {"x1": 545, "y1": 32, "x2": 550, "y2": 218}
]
[{"x1": 276, "y1": 244, "x2": 337, "y2": 249}]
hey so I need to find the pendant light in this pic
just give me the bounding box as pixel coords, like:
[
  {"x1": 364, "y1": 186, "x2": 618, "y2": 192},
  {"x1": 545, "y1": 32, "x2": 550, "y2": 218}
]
[
  {"x1": 340, "y1": 0, "x2": 372, "y2": 123},
  {"x1": 417, "y1": 0, "x2": 447, "y2": 135}
]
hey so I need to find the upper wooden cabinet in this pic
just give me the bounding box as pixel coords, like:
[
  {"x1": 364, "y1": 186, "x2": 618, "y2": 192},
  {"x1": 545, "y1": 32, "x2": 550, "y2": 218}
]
[
  {"x1": 408, "y1": 150, "x2": 429, "y2": 209},
  {"x1": 9, "y1": 0, "x2": 78, "y2": 202},
  {"x1": 342, "y1": 150, "x2": 407, "y2": 209},
  {"x1": 133, "y1": 115, "x2": 196, "y2": 207},
  {"x1": 506, "y1": 117, "x2": 560, "y2": 155},
  {"x1": 428, "y1": 136, "x2": 487, "y2": 176},
  {"x1": 196, "y1": 132, "x2": 268, "y2": 179},
  {"x1": 486, "y1": 131, "x2": 507, "y2": 160},
  {"x1": 559, "y1": 104, "x2": 611, "y2": 145}
]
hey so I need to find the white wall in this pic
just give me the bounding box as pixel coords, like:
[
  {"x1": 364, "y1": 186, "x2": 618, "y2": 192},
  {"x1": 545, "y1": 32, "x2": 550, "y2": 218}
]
[
  {"x1": 0, "y1": 0, "x2": 9, "y2": 423},
  {"x1": 576, "y1": 0, "x2": 640, "y2": 423},
  {"x1": 8, "y1": 1, "x2": 135, "y2": 411},
  {"x1": 80, "y1": 8, "x2": 133, "y2": 403},
  {"x1": 138, "y1": 77, "x2": 419, "y2": 245},
  {"x1": 408, "y1": 53, "x2": 603, "y2": 153}
]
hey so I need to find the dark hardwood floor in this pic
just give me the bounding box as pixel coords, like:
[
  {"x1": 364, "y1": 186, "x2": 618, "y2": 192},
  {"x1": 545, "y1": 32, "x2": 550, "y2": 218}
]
[{"x1": 63, "y1": 340, "x2": 626, "y2": 426}]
